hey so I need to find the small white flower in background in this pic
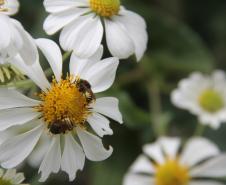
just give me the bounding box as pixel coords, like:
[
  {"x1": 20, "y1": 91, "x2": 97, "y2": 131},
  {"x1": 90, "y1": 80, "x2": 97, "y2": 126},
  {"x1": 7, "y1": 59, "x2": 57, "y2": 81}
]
[
  {"x1": 0, "y1": 39, "x2": 123, "y2": 182},
  {"x1": 171, "y1": 70, "x2": 226, "y2": 129},
  {"x1": 0, "y1": 168, "x2": 28, "y2": 185},
  {"x1": 43, "y1": 0, "x2": 148, "y2": 61},
  {"x1": 0, "y1": 0, "x2": 38, "y2": 65},
  {"x1": 123, "y1": 137, "x2": 226, "y2": 185}
]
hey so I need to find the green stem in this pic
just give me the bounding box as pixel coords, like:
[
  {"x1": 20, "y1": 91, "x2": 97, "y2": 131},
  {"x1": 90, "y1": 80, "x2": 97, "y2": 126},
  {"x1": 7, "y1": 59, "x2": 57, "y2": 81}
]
[
  {"x1": 148, "y1": 79, "x2": 165, "y2": 137},
  {"x1": 194, "y1": 123, "x2": 206, "y2": 136}
]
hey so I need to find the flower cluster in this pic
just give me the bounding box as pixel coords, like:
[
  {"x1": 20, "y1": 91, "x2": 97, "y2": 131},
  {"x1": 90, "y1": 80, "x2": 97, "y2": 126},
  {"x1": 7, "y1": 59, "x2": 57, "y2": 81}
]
[{"x1": 0, "y1": 0, "x2": 226, "y2": 185}]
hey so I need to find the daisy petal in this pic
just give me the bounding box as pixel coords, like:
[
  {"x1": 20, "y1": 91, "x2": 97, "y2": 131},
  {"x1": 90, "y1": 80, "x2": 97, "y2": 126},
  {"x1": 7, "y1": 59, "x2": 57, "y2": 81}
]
[
  {"x1": 158, "y1": 137, "x2": 180, "y2": 159},
  {"x1": 10, "y1": 55, "x2": 50, "y2": 91},
  {"x1": 143, "y1": 142, "x2": 165, "y2": 164},
  {"x1": 0, "y1": 89, "x2": 40, "y2": 110},
  {"x1": 87, "y1": 113, "x2": 113, "y2": 137},
  {"x1": 180, "y1": 137, "x2": 220, "y2": 167},
  {"x1": 61, "y1": 134, "x2": 85, "y2": 181},
  {"x1": 190, "y1": 181, "x2": 224, "y2": 185},
  {"x1": 69, "y1": 16, "x2": 103, "y2": 58},
  {"x1": 39, "y1": 135, "x2": 61, "y2": 182},
  {"x1": 76, "y1": 127, "x2": 113, "y2": 161},
  {"x1": 0, "y1": 124, "x2": 43, "y2": 168},
  {"x1": 114, "y1": 10, "x2": 148, "y2": 61},
  {"x1": 43, "y1": 7, "x2": 88, "y2": 35},
  {"x1": 83, "y1": 57, "x2": 119, "y2": 93},
  {"x1": 190, "y1": 155, "x2": 226, "y2": 178},
  {"x1": 69, "y1": 45, "x2": 103, "y2": 78},
  {"x1": 93, "y1": 97, "x2": 123, "y2": 123},
  {"x1": 105, "y1": 18, "x2": 135, "y2": 59},
  {"x1": 11, "y1": 19, "x2": 38, "y2": 65},
  {"x1": 0, "y1": 108, "x2": 40, "y2": 131},
  {"x1": 4, "y1": 0, "x2": 19, "y2": 15},
  {"x1": 129, "y1": 155, "x2": 155, "y2": 174},
  {"x1": 44, "y1": 0, "x2": 86, "y2": 13},
  {"x1": 36, "y1": 39, "x2": 62, "y2": 81},
  {"x1": 0, "y1": 15, "x2": 11, "y2": 50},
  {"x1": 123, "y1": 173, "x2": 154, "y2": 185}
]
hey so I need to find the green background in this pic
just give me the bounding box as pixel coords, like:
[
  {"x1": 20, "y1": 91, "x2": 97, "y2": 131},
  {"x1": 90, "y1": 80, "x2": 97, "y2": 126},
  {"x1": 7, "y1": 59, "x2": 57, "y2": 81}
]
[{"x1": 13, "y1": 0, "x2": 226, "y2": 184}]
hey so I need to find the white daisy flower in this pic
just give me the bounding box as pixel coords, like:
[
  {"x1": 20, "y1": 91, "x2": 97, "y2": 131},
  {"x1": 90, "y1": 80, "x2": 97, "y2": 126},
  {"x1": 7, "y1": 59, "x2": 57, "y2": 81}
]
[
  {"x1": 171, "y1": 70, "x2": 226, "y2": 129},
  {"x1": 0, "y1": 168, "x2": 29, "y2": 185},
  {"x1": 124, "y1": 137, "x2": 226, "y2": 185},
  {"x1": 43, "y1": 0, "x2": 148, "y2": 61},
  {"x1": 0, "y1": 39, "x2": 122, "y2": 182},
  {"x1": 0, "y1": 0, "x2": 38, "y2": 65}
]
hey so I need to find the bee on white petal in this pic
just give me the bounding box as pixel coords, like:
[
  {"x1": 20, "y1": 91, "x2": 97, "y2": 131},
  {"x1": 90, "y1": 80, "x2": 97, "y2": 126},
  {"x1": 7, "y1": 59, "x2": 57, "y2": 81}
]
[{"x1": 0, "y1": 40, "x2": 123, "y2": 182}]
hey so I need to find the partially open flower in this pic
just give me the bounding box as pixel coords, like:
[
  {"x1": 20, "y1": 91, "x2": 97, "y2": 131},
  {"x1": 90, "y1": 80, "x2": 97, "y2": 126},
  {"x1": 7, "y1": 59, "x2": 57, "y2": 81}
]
[{"x1": 123, "y1": 137, "x2": 226, "y2": 185}]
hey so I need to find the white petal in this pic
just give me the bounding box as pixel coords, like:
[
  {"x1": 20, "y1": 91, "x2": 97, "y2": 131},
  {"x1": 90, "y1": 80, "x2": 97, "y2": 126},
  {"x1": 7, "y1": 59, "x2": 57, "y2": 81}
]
[
  {"x1": 105, "y1": 18, "x2": 135, "y2": 59},
  {"x1": 114, "y1": 10, "x2": 148, "y2": 61},
  {"x1": 0, "y1": 108, "x2": 40, "y2": 131},
  {"x1": 143, "y1": 142, "x2": 165, "y2": 164},
  {"x1": 190, "y1": 155, "x2": 226, "y2": 178},
  {"x1": 93, "y1": 97, "x2": 123, "y2": 123},
  {"x1": 69, "y1": 45, "x2": 103, "y2": 78},
  {"x1": 129, "y1": 155, "x2": 155, "y2": 174},
  {"x1": 180, "y1": 137, "x2": 220, "y2": 167},
  {"x1": 158, "y1": 137, "x2": 180, "y2": 159},
  {"x1": 190, "y1": 181, "x2": 224, "y2": 185},
  {"x1": 83, "y1": 57, "x2": 119, "y2": 93},
  {"x1": 123, "y1": 173, "x2": 154, "y2": 185},
  {"x1": 10, "y1": 55, "x2": 50, "y2": 91},
  {"x1": 11, "y1": 19, "x2": 38, "y2": 65},
  {"x1": 11, "y1": 173, "x2": 25, "y2": 184},
  {"x1": 87, "y1": 113, "x2": 113, "y2": 137},
  {"x1": 0, "y1": 125, "x2": 43, "y2": 168},
  {"x1": 76, "y1": 127, "x2": 113, "y2": 161},
  {"x1": 43, "y1": 7, "x2": 88, "y2": 35},
  {"x1": 0, "y1": 89, "x2": 40, "y2": 110},
  {"x1": 28, "y1": 135, "x2": 50, "y2": 168},
  {"x1": 71, "y1": 16, "x2": 103, "y2": 58},
  {"x1": 36, "y1": 39, "x2": 62, "y2": 81},
  {"x1": 39, "y1": 135, "x2": 61, "y2": 182},
  {"x1": 44, "y1": 0, "x2": 86, "y2": 13},
  {"x1": 0, "y1": 15, "x2": 11, "y2": 50},
  {"x1": 61, "y1": 134, "x2": 85, "y2": 181}
]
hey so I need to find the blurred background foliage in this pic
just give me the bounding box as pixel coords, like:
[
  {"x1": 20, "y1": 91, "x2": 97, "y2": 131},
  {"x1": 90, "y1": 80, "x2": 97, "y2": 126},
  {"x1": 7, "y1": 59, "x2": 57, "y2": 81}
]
[{"x1": 13, "y1": 0, "x2": 226, "y2": 184}]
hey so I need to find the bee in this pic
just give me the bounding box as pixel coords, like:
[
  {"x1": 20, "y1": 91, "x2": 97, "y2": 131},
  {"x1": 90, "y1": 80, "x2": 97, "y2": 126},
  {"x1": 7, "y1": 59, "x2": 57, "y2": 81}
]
[
  {"x1": 77, "y1": 79, "x2": 96, "y2": 103},
  {"x1": 48, "y1": 120, "x2": 74, "y2": 135}
]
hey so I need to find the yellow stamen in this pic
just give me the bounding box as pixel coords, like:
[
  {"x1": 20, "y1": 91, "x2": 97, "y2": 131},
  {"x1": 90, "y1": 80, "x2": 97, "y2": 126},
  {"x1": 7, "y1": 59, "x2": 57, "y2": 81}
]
[
  {"x1": 155, "y1": 159, "x2": 189, "y2": 185},
  {"x1": 199, "y1": 89, "x2": 224, "y2": 113},
  {"x1": 35, "y1": 76, "x2": 95, "y2": 134},
  {"x1": 0, "y1": 178, "x2": 11, "y2": 185},
  {"x1": 0, "y1": 0, "x2": 8, "y2": 12},
  {"x1": 89, "y1": 0, "x2": 120, "y2": 17}
]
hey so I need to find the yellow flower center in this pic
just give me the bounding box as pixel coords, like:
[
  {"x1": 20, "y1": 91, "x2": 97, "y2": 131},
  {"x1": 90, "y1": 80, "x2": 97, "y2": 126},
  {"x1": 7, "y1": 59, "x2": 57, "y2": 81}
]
[
  {"x1": 155, "y1": 159, "x2": 190, "y2": 185},
  {"x1": 0, "y1": 178, "x2": 11, "y2": 185},
  {"x1": 0, "y1": 0, "x2": 8, "y2": 12},
  {"x1": 36, "y1": 76, "x2": 95, "y2": 135},
  {"x1": 199, "y1": 89, "x2": 224, "y2": 113},
  {"x1": 89, "y1": 0, "x2": 120, "y2": 17}
]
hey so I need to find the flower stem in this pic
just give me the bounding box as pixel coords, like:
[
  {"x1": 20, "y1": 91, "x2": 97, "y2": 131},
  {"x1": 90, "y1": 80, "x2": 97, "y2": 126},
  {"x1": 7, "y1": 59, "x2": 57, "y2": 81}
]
[{"x1": 194, "y1": 123, "x2": 206, "y2": 136}]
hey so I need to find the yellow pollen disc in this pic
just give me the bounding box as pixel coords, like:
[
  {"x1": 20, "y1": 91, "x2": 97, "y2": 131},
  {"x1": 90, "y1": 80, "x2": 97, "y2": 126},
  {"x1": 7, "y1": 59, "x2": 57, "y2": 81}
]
[
  {"x1": 89, "y1": 0, "x2": 120, "y2": 17},
  {"x1": 35, "y1": 77, "x2": 94, "y2": 134},
  {"x1": 199, "y1": 89, "x2": 224, "y2": 113},
  {"x1": 155, "y1": 159, "x2": 190, "y2": 185}
]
